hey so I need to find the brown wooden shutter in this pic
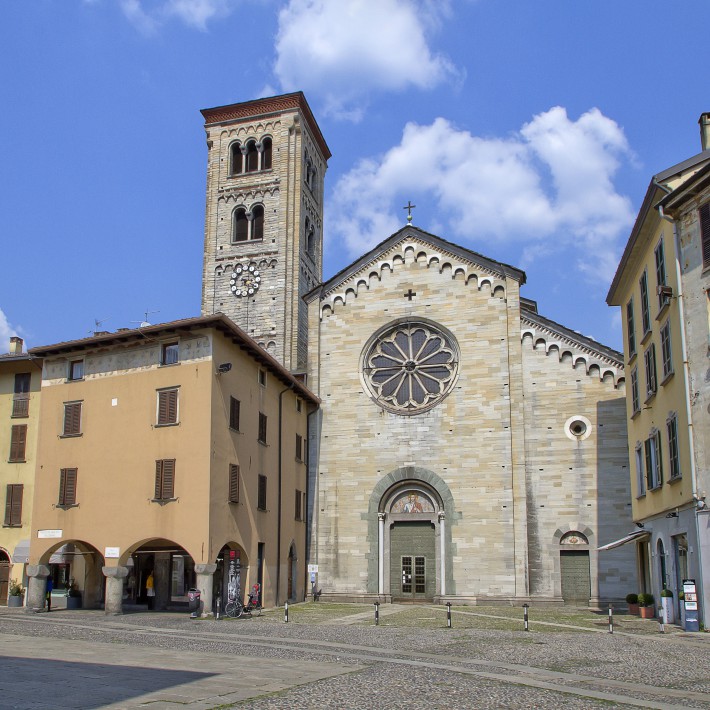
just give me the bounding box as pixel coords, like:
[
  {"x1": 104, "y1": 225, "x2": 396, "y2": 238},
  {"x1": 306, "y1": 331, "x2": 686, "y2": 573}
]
[
  {"x1": 162, "y1": 459, "x2": 175, "y2": 498},
  {"x1": 258, "y1": 475, "x2": 267, "y2": 510},
  {"x1": 63, "y1": 402, "x2": 82, "y2": 436},
  {"x1": 229, "y1": 464, "x2": 240, "y2": 503},
  {"x1": 230, "y1": 397, "x2": 240, "y2": 430},
  {"x1": 701, "y1": 203, "x2": 710, "y2": 267},
  {"x1": 10, "y1": 484, "x2": 23, "y2": 525},
  {"x1": 259, "y1": 413, "x2": 267, "y2": 443},
  {"x1": 59, "y1": 468, "x2": 77, "y2": 506},
  {"x1": 158, "y1": 389, "x2": 178, "y2": 425},
  {"x1": 10, "y1": 424, "x2": 27, "y2": 461}
]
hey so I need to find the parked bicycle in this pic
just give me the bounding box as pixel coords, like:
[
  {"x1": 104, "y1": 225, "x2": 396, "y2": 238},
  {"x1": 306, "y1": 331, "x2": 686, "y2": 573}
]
[{"x1": 225, "y1": 583, "x2": 262, "y2": 618}]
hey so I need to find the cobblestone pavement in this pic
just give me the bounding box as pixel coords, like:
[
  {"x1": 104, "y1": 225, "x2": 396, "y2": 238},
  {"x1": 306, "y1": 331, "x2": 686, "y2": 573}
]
[{"x1": 0, "y1": 605, "x2": 708, "y2": 709}]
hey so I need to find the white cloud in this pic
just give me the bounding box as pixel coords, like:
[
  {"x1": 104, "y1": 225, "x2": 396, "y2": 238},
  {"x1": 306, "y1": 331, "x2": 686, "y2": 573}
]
[
  {"x1": 274, "y1": 0, "x2": 459, "y2": 120},
  {"x1": 328, "y1": 107, "x2": 635, "y2": 284},
  {"x1": 120, "y1": 0, "x2": 236, "y2": 34},
  {"x1": 0, "y1": 308, "x2": 19, "y2": 352}
]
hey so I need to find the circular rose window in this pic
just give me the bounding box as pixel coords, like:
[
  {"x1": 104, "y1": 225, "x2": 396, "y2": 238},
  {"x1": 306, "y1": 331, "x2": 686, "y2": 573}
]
[{"x1": 362, "y1": 320, "x2": 459, "y2": 415}]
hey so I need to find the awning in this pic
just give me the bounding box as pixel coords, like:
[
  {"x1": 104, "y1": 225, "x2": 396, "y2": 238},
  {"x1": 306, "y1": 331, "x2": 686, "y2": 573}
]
[
  {"x1": 12, "y1": 539, "x2": 30, "y2": 563},
  {"x1": 597, "y1": 530, "x2": 650, "y2": 551}
]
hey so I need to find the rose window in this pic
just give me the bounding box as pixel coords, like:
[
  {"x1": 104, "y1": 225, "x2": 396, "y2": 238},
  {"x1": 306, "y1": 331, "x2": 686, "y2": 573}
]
[{"x1": 362, "y1": 321, "x2": 459, "y2": 415}]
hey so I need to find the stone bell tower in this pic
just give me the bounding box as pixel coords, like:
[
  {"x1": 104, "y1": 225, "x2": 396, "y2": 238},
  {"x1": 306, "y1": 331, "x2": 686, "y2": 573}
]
[{"x1": 201, "y1": 92, "x2": 330, "y2": 371}]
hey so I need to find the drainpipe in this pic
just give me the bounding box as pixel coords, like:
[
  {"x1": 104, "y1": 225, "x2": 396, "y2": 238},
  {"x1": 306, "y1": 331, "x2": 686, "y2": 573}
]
[{"x1": 277, "y1": 383, "x2": 296, "y2": 606}]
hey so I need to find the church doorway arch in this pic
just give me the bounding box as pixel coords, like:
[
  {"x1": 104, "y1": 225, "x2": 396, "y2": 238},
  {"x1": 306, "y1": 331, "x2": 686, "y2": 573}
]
[
  {"x1": 381, "y1": 485, "x2": 442, "y2": 601},
  {"x1": 559, "y1": 531, "x2": 591, "y2": 605}
]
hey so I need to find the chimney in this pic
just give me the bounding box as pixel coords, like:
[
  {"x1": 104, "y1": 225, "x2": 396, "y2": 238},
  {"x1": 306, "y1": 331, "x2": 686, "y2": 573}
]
[
  {"x1": 9, "y1": 336, "x2": 24, "y2": 355},
  {"x1": 700, "y1": 113, "x2": 710, "y2": 152}
]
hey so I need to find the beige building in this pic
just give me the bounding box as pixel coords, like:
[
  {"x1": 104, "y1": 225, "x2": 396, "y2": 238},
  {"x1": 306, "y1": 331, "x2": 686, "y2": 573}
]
[
  {"x1": 0, "y1": 337, "x2": 41, "y2": 605},
  {"x1": 307, "y1": 227, "x2": 636, "y2": 605},
  {"x1": 607, "y1": 116, "x2": 710, "y2": 624},
  {"x1": 26, "y1": 315, "x2": 317, "y2": 614}
]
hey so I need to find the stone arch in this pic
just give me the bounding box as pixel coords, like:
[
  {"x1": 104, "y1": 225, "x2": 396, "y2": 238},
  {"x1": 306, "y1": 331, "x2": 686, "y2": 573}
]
[
  {"x1": 552, "y1": 525, "x2": 597, "y2": 605},
  {"x1": 493, "y1": 284, "x2": 506, "y2": 298},
  {"x1": 366, "y1": 466, "x2": 458, "y2": 597}
]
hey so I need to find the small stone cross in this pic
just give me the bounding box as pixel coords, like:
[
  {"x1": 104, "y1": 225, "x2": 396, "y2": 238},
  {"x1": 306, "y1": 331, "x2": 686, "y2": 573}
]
[{"x1": 404, "y1": 288, "x2": 416, "y2": 301}]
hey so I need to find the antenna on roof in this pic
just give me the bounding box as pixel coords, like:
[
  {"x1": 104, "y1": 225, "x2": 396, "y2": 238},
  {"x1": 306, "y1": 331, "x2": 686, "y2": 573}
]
[
  {"x1": 131, "y1": 309, "x2": 160, "y2": 328},
  {"x1": 90, "y1": 317, "x2": 110, "y2": 335}
]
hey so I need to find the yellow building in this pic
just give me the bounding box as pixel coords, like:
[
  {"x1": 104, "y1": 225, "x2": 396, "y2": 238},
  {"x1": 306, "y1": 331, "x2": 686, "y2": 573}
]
[
  {"x1": 26, "y1": 315, "x2": 317, "y2": 614},
  {"x1": 607, "y1": 119, "x2": 710, "y2": 624},
  {"x1": 0, "y1": 337, "x2": 41, "y2": 606}
]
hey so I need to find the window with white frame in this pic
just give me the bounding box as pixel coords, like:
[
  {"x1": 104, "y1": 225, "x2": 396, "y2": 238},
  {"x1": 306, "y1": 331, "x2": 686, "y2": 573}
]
[
  {"x1": 635, "y1": 443, "x2": 645, "y2": 497},
  {"x1": 667, "y1": 413, "x2": 681, "y2": 480},
  {"x1": 655, "y1": 238, "x2": 670, "y2": 309},
  {"x1": 630, "y1": 367, "x2": 640, "y2": 416},
  {"x1": 644, "y1": 343, "x2": 657, "y2": 398},
  {"x1": 644, "y1": 430, "x2": 662, "y2": 490},
  {"x1": 640, "y1": 270, "x2": 651, "y2": 335},
  {"x1": 626, "y1": 299, "x2": 636, "y2": 358},
  {"x1": 660, "y1": 320, "x2": 673, "y2": 380}
]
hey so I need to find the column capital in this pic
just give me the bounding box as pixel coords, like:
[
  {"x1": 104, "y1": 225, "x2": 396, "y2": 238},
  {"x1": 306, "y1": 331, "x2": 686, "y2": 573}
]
[
  {"x1": 438, "y1": 511, "x2": 446, "y2": 522},
  {"x1": 195, "y1": 563, "x2": 217, "y2": 575},
  {"x1": 27, "y1": 565, "x2": 50, "y2": 579},
  {"x1": 102, "y1": 566, "x2": 129, "y2": 579},
  {"x1": 378, "y1": 512, "x2": 386, "y2": 522}
]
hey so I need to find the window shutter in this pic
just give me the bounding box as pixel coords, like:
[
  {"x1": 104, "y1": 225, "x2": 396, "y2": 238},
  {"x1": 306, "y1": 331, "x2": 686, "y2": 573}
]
[
  {"x1": 700, "y1": 203, "x2": 710, "y2": 267},
  {"x1": 155, "y1": 461, "x2": 163, "y2": 499},
  {"x1": 60, "y1": 468, "x2": 77, "y2": 506},
  {"x1": 10, "y1": 424, "x2": 27, "y2": 461},
  {"x1": 10, "y1": 484, "x2": 23, "y2": 525},
  {"x1": 158, "y1": 389, "x2": 178, "y2": 425},
  {"x1": 258, "y1": 475, "x2": 267, "y2": 510},
  {"x1": 230, "y1": 397, "x2": 240, "y2": 430},
  {"x1": 162, "y1": 459, "x2": 175, "y2": 498},
  {"x1": 259, "y1": 413, "x2": 267, "y2": 443},
  {"x1": 4, "y1": 485, "x2": 13, "y2": 525},
  {"x1": 63, "y1": 402, "x2": 82, "y2": 436},
  {"x1": 229, "y1": 464, "x2": 240, "y2": 503}
]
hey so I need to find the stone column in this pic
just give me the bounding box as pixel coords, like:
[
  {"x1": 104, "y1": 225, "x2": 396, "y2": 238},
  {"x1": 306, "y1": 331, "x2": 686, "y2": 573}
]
[
  {"x1": 103, "y1": 566, "x2": 129, "y2": 615},
  {"x1": 195, "y1": 563, "x2": 217, "y2": 617},
  {"x1": 438, "y1": 512, "x2": 446, "y2": 597},
  {"x1": 25, "y1": 565, "x2": 49, "y2": 612},
  {"x1": 378, "y1": 513, "x2": 386, "y2": 595}
]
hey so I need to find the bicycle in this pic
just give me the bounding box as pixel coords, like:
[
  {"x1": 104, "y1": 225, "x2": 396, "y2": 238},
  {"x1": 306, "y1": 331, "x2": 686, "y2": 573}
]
[{"x1": 225, "y1": 584, "x2": 262, "y2": 618}]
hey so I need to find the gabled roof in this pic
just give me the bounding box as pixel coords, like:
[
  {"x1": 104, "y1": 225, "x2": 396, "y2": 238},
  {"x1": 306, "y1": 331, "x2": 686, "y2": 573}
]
[
  {"x1": 607, "y1": 150, "x2": 710, "y2": 305},
  {"x1": 658, "y1": 161, "x2": 710, "y2": 213},
  {"x1": 28, "y1": 314, "x2": 319, "y2": 405},
  {"x1": 306, "y1": 225, "x2": 526, "y2": 302}
]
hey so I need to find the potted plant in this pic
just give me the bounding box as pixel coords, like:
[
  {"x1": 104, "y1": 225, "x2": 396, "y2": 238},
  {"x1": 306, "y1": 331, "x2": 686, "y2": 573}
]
[
  {"x1": 7, "y1": 579, "x2": 24, "y2": 608},
  {"x1": 626, "y1": 593, "x2": 639, "y2": 615},
  {"x1": 65, "y1": 579, "x2": 82, "y2": 610},
  {"x1": 638, "y1": 592, "x2": 655, "y2": 619},
  {"x1": 661, "y1": 588, "x2": 675, "y2": 624}
]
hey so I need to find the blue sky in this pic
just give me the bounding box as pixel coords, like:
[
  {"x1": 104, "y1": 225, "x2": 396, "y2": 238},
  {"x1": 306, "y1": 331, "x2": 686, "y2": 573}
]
[{"x1": 1, "y1": 0, "x2": 708, "y2": 353}]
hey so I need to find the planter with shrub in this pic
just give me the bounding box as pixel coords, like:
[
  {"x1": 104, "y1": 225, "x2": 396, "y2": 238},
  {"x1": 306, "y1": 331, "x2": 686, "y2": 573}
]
[
  {"x1": 661, "y1": 588, "x2": 675, "y2": 624},
  {"x1": 7, "y1": 579, "x2": 24, "y2": 608},
  {"x1": 638, "y1": 592, "x2": 655, "y2": 618},
  {"x1": 626, "y1": 593, "x2": 639, "y2": 615}
]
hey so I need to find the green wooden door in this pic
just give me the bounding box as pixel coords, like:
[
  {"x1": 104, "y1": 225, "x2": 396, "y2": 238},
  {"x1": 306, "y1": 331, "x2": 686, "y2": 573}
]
[
  {"x1": 390, "y1": 521, "x2": 435, "y2": 600},
  {"x1": 560, "y1": 550, "x2": 590, "y2": 605}
]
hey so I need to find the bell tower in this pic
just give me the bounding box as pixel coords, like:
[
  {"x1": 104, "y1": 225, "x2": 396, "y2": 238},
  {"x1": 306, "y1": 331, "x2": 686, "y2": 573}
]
[{"x1": 201, "y1": 93, "x2": 330, "y2": 371}]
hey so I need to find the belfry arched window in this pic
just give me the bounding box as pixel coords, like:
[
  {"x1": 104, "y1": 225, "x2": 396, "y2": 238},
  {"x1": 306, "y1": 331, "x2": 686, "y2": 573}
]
[
  {"x1": 230, "y1": 142, "x2": 243, "y2": 175},
  {"x1": 261, "y1": 137, "x2": 272, "y2": 170},
  {"x1": 361, "y1": 320, "x2": 460, "y2": 415},
  {"x1": 232, "y1": 205, "x2": 264, "y2": 243},
  {"x1": 304, "y1": 217, "x2": 316, "y2": 258},
  {"x1": 245, "y1": 140, "x2": 259, "y2": 173}
]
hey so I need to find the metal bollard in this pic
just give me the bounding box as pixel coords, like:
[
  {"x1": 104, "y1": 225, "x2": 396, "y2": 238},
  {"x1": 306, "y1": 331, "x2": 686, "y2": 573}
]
[
  {"x1": 446, "y1": 601, "x2": 452, "y2": 628},
  {"x1": 216, "y1": 595, "x2": 221, "y2": 621},
  {"x1": 658, "y1": 612, "x2": 664, "y2": 634},
  {"x1": 608, "y1": 604, "x2": 613, "y2": 634},
  {"x1": 523, "y1": 603, "x2": 529, "y2": 631},
  {"x1": 284, "y1": 601, "x2": 289, "y2": 623},
  {"x1": 374, "y1": 600, "x2": 379, "y2": 626}
]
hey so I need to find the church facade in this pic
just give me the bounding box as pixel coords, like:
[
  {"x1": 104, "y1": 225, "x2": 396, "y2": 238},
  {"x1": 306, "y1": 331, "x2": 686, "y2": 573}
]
[{"x1": 202, "y1": 93, "x2": 637, "y2": 606}]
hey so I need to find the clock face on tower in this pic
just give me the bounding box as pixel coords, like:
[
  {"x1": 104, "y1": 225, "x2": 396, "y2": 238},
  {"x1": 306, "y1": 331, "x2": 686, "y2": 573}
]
[{"x1": 230, "y1": 263, "x2": 261, "y2": 297}]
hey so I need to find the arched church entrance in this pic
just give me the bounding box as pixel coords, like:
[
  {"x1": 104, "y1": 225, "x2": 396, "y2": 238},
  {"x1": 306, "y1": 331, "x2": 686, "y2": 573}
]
[
  {"x1": 559, "y1": 531, "x2": 591, "y2": 605},
  {"x1": 383, "y1": 486, "x2": 441, "y2": 602}
]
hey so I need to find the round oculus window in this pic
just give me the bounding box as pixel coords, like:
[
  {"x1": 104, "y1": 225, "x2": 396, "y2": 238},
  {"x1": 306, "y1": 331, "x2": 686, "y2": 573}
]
[
  {"x1": 362, "y1": 321, "x2": 459, "y2": 415},
  {"x1": 565, "y1": 415, "x2": 592, "y2": 441}
]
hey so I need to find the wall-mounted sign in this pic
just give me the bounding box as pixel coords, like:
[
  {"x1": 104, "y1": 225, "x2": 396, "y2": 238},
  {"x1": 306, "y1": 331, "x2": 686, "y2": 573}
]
[
  {"x1": 308, "y1": 564, "x2": 318, "y2": 573},
  {"x1": 38, "y1": 530, "x2": 62, "y2": 538},
  {"x1": 105, "y1": 547, "x2": 120, "y2": 559}
]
